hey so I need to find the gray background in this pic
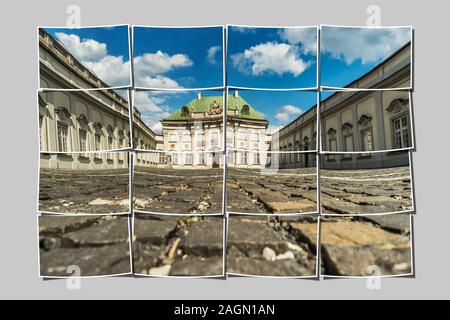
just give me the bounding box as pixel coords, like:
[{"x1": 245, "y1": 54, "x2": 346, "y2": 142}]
[{"x1": 0, "y1": 0, "x2": 447, "y2": 299}]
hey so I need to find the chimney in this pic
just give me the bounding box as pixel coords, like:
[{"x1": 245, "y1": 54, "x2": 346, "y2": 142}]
[
  {"x1": 197, "y1": 92, "x2": 202, "y2": 100},
  {"x1": 234, "y1": 90, "x2": 239, "y2": 98}
]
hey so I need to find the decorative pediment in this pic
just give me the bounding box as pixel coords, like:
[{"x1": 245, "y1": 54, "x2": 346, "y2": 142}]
[
  {"x1": 93, "y1": 122, "x2": 103, "y2": 133},
  {"x1": 358, "y1": 115, "x2": 372, "y2": 128},
  {"x1": 77, "y1": 114, "x2": 89, "y2": 130},
  {"x1": 55, "y1": 106, "x2": 71, "y2": 124},
  {"x1": 327, "y1": 128, "x2": 337, "y2": 136},
  {"x1": 303, "y1": 136, "x2": 310, "y2": 142},
  {"x1": 341, "y1": 122, "x2": 353, "y2": 134},
  {"x1": 118, "y1": 130, "x2": 125, "y2": 138},
  {"x1": 386, "y1": 99, "x2": 408, "y2": 114}
]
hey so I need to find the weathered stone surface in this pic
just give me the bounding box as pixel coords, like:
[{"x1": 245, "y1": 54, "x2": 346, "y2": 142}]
[
  {"x1": 64, "y1": 216, "x2": 129, "y2": 246},
  {"x1": 132, "y1": 215, "x2": 225, "y2": 277},
  {"x1": 227, "y1": 220, "x2": 289, "y2": 254},
  {"x1": 227, "y1": 216, "x2": 317, "y2": 277},
  {"x1": 39, "y1": 215, "x2": 131, "y2": 277},
  {"x1": 227, "y1": 257, "x2": 314, "y2": 277},
  {"x1": 38, "y1": 216, "x2": 101, "y2": 236},
  {"x1": 40, "y1": 243, "x2": 131, "y2": 277},
  {"x1": 133, "y1": 216, "x2": 178, "y2": 245},
  {"x1": 170, "y1": 257, "x2": 224, "y2": 276},
  {"x1": 180, "y1": 219, "x2": 224, "y2": 256},
  {"x1": 320, "y1": 167, "x2": 413, "y2": 215},
  {"x1": 359, "y1": 215, "x2": 411, "y2": 235},
  {"x1": 227, "y1": 168, "x2": 318, "y2": 214},
  {"x1": 133, "y1": 167, "x2": 223, "y2": 214},
  {"x1": 39, "y1": 168, "x2": 130, "y2": 214},
  {"x1": 319, "y1": 219, "x2": 412, "y2": 276}
]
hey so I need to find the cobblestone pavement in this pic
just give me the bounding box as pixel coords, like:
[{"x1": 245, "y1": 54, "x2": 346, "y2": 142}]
[
  {"x1": 133, "y1": 214, "x2": 224, "y2": 277},
  {"x1": 227, "y1": 168, "x2": 318, "y2": 214},
  {"x1": 39, "y1": 215, "x2": 131, "y2": 277},
  {"x1": 133, "y1": 167, "x2": 224, "y2": 214},
  {"x1": 227, "y1": 215, "x2": 318, "y2": 277},
  {"x1": 295, "y1": 215, "x2": 412, "y2": 277},
  {"x1": 320, "y1": 166, "x2": 413, "y2": 215},
  {"x1": 39, "y1": 168, "x2": 130, "y2": 214}
]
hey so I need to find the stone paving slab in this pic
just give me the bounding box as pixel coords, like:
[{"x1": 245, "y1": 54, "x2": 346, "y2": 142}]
[
  {"x1": 39, "y1": 168, "x2": 130, "y2": 214},
  {"x1": 133, "y1": 167, "x2": 223, "y2": 214},
  {"x1": 227, "y1": 215, "x2": 317, "y2": 277},
  {"x1": 39, "y1": 215, "x2": 131, "y2": 277},
  {"x1": 133, "y1": 214, "x2": 225, "y2": 277},
  {"x1": 297, "y1": 217, "x2": 412, "y2": 277},
  {"x1": 227, "y1": 168, "x2": 318, "y2": 214},
  {"x1": 320, "y1": 167, "x2": 413, "y2": 215}
]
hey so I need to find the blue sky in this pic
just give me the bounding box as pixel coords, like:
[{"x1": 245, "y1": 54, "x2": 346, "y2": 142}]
[
  {"x1": 227, "y1": 26, "x2": 317, "y2": 89},
  {"x1": 44, "y1": 25, "x2": 131, "y2": 87},
  {"x1": 133, "y1": 26, "x2": 224, "y2": 89},
  {"x1": 238, "y1": 90, "x2": 317, "y2": 133},
  {"x1": 321, "y1": 26, "x2": 412, "y2": 88},
  {"x1": 135, "y1": 89, "x2": 317, "y2": 135}
]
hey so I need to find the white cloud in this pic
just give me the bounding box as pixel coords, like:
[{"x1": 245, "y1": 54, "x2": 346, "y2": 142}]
[
  {"x1": 279, "y1": 28, "x2": 317, "y2": 55},
  {"x1": 133, "y1": 51, "x2": 193, "y2": 88},
  {"x1": 207, "y1": 46, "x2": 221, "y2": 64},
  {"x1": 322, "y1": 27, "x2": 411, "y2": 65},
  {"x1": 275, "y1": 104, "x2": 302, "y2": 122},
  {"x1": 55, "y1": 32, "x2": 107, "y2": 61},
  {"x1": 134, "y1": 92, "x2": 166, "y2": 112},
  {"x1": 55, "y1": 32, "x2": 130, "y2": 87},
  {"x1": 231, "y1": 42, "x2": 309, "y2": 76}
]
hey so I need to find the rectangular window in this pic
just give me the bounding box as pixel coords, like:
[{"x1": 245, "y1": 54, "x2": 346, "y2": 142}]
[
  {"x1": 79, "y1": 130, "x2": 87, "y2": 153},
  {"x1": 361, "y1": 129, "x2": 373, "y2": 152},
  {"x1": 95, "y1": 134, "x2": 101, "y2": 151},
  {"x1": 172, "y1": 153, "x2": 178, "y2": 165},
  {"x1": 327, "y1": 138, "x2": 337, "y2": 161},
  {"x1": 240, "y1": 151, "x2": 247, "y2": 165},
  {"x1": 211, "y1": 133, "x2": 219, "y2": 147},
  {"x1": 254, "y1": 152, "x2": 260, "y2": 165},
  {"x1": 107, "y1": 137, "x2": 113, "y2": 159},
  {"x1": 57, "y1": 123, "x2": 68, "y2": 152},
  {"x1": 343, "y1": 135, "x2": 353, "y2": 159},
  {"x1": 393, "y1": 115, "x2": 410, "y2": 149},
  {"x1": 199, "y1": 153, "x2": 205, "y2": 165},
  {"x1": 185, "y1": 153, "x2": 193, "y2": 165}
]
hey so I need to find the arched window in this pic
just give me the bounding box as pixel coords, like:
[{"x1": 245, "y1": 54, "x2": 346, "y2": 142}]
[
  {"x1": 327, "y1": 128, "x2": 337, "y2": 161},
  {"x1": 242, "y1": 105, "x2": 250, "y2": 115},
  {"x1": 55, "y1": 107, "x2": 71, "y2": 152},
  {"x1": 77, "y1": 115, "x2": 89, "y2": 153},
  {"x1": 358, "y1": 115, "x2": 373, "y2": 152},
  {"x1": 387, "y1": 99, "x2": 410, "y2": 149},
  {"x1": 341, "y1": 122, "x2": 354, "y2": 156},
  {"x1": 93, "y1": 122, "x2": 103, "y2": 152}
]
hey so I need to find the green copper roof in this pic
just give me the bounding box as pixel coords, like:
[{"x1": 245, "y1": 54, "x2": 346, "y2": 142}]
[{"x1": 163, "y1": 94, "x2": 266, "y2": 121}]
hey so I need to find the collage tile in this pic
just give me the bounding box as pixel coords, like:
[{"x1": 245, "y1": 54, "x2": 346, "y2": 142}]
[{"x1": 37, "y1": 24, "x2": 415, "y2": 279}]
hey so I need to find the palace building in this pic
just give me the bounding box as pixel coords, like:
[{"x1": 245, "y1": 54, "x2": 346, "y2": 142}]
[
  {"x1": 274, "y1": 42, "x2": 412, "y2": 170},
  {"x1": 39, "y1": 28, "x2": 157, "y2": 170},
  {"x1": 135, "y1": 91, "x2": 270, "y2": 169}
]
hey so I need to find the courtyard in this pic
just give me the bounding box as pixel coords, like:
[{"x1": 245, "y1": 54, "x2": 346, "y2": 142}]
[
  {"x1": 133, "y1": 167, "x2": 224, "y2": 214},
  {"x1": 227, "y1": 167, "x2": 318, "y2": 214},
  {"x1": 227, "y1": 215, "x2": 318, "y2": 277},
  {"x1": 39, "y1": 168, "x2": 130, "y2": 214},
  {"x1": 133, "y1": 214, "x2": 224, "y2": 277},
  {"x1": 320, "y1": 166, "x2": 413, "y2": 215}
]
